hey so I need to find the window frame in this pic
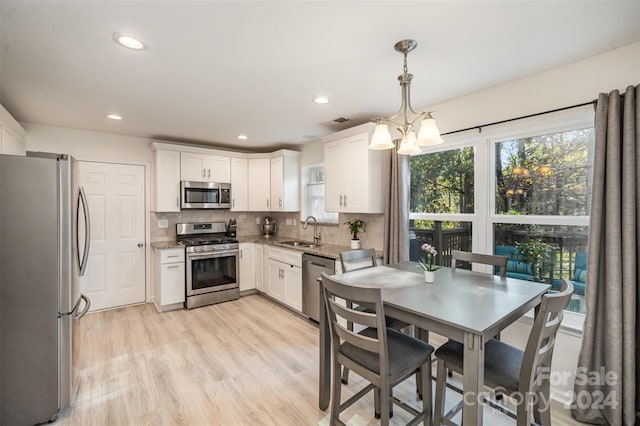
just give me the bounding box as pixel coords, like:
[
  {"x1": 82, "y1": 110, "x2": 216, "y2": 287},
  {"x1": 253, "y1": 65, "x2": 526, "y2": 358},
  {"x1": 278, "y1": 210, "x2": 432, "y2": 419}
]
[
  {"x1": 300, "y1": 163, "x2": 339, "y2": 225},
  {"x1": 409, "y1": 105, "x2": 594, "y2": 331}
]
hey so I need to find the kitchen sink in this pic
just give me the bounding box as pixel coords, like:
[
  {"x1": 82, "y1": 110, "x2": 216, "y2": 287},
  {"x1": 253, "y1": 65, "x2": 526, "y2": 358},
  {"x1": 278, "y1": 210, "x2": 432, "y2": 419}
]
[{"x1": 280, "y1": 240, "x2": 318, "y2": 248}]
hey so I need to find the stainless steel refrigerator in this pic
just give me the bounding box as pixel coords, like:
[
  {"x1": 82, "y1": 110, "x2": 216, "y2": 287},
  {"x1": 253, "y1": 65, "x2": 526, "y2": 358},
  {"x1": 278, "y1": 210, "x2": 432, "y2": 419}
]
[{"x1": 0, "y1": 152, "x2": 91, "y2": 425}]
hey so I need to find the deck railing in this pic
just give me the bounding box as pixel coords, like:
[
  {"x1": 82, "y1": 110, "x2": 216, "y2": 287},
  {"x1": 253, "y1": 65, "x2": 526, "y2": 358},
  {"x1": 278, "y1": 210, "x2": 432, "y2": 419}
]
[
  {"x1": 410, "y1": 225, "x2": 587, "y2": 282},
  {"x1": 409, "y1": 225, "x2": 471, "y2": 267}
]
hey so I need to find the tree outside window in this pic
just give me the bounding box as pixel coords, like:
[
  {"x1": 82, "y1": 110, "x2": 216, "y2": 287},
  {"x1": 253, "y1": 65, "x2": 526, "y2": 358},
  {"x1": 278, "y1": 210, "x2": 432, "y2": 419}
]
[{"x1": 495, "y1": 129, "x2": 592, "y2": 216}]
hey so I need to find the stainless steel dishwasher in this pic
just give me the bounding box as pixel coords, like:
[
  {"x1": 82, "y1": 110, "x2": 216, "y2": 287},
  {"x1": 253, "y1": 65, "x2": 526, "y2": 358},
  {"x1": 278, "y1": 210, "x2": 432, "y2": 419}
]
[{"x1": 302, "y1": 253, "x2": 335, "y2": 322}]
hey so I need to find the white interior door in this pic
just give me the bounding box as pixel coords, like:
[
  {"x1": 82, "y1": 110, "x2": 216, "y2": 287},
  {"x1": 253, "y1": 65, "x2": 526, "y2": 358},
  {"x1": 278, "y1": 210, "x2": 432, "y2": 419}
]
[{"x1": 76, "y1": 161, "x2": 146, "y2": 311}]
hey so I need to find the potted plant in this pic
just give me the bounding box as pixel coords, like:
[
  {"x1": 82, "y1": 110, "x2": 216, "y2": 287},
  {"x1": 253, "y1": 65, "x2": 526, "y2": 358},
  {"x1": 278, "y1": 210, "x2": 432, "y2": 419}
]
[
  {"x1": 344, "y1": 219, "x2": 366, "y2": 249},
  {"x1": 515, "y1": 239, "x2": 553, "y2": 282},
  {"x1": 418, "y1": 243, "x2": 440, "y2": 282}
]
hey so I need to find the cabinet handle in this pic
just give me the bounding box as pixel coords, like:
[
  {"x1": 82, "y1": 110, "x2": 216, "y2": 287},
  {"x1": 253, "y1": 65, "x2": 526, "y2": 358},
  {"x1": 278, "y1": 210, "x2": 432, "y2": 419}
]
[
  {"x1": 176, "y1": 197, "x2": 179, "y2": 207},
  {"x1": 232, "y1": 198, "x2": 235, "y2": 208},
  {"x1": 279, "y1": 198, "x2": 282, "y2": 207},
  {"x1": 240, "y1": 250, "x2": 243, "y2": 259},
  {"x1": 167, "y1": 255, "x2": 179, "y2": 258},
  {"x1": 339, "y1": 195, "x2": 343, "y2": 206},
  {"x1": 202, "y1": 168, "x2": 206, "y2": 178},
  {"x1": 208, "y1": 168, "x2": 211, "y2": 178},
  {"x1": 266, "y1": 198, "x2": 270, "y2": 208},
  {"x1": 167, "y1": 265, "x2": 180, "y2": 269},
  {"x1": 344, "y1": 195, "x2": 347, "y2": 206}
]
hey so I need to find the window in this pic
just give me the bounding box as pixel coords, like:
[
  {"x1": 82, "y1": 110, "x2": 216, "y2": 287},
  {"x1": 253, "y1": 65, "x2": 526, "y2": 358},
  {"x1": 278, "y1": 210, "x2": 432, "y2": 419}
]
[
  {"x1": 301, "y1": 164, "x2": 338, "y2": 224},
  {"x1": 410, "y1": 147, "x2": 475, "y2": 214},
  {"x1": 409, "y1": 108, "x2": 594, "y2": 315},
  {"x1": 410, "y1": 146, "x2": 474, "y2": 265},
  {"x1": 495, "y1": 128, "x2": 592, "y2": 216}
]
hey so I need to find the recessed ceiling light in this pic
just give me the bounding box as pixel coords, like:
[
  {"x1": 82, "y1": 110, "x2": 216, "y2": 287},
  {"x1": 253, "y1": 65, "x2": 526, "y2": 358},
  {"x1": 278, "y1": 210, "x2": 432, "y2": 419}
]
[
  {"x1": 106, "y1": 114, "x2": 123, "y2": 120},
  {"x1": 237, "y1": 135, "x2": 248, "y2": 140},
  {"x1": 312, "y1": 96, "x2": 329, "y2": 104},
  {"x1": 112, "y1": 33, "x2": 147, "y2": 50}
]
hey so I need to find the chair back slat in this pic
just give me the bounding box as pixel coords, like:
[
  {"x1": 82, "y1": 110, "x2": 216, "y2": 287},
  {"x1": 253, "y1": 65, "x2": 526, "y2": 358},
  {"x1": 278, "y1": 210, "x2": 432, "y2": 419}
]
[
  {"x1": 519, "y1": 279, "x2": 573, "y2": 394},
  {"x1": 451, "y1": 250, "x2": 508, "y2": 278},
  {"x1": 333, "y1": 323, "x2": 381, "y2": 353},
  {"x1": 340, "y1": 249, "x2": 377, "y2": 273},
  {"x1": 328, "y1": 298, "x2": 378, "y2": 328},
  {"x1": 321, "y1": 272, "x2": 388, "y2": 373}
]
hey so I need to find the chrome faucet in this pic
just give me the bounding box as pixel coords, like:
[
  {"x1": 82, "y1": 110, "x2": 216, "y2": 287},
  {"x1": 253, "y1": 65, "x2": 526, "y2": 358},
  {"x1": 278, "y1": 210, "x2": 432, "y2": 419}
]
[{"x1": 303, "y1": 216, "x2": 320, "y2": 245}]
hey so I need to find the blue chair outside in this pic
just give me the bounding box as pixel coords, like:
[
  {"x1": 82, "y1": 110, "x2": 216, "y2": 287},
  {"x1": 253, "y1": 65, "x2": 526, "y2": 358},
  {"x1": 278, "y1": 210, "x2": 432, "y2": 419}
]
[
  {"x1": 572, "y1": 252, "x2": 587, "y2": 296},
  {"x1": 494, "y1": 245, "x2": 535, "y2": 281}
]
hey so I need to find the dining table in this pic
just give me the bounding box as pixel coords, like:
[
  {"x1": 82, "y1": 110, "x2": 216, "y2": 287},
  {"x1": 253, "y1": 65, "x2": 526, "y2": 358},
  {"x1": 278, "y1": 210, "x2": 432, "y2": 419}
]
[{"x1": 318, "y1": 261, "x2": 550, "y2": 426}]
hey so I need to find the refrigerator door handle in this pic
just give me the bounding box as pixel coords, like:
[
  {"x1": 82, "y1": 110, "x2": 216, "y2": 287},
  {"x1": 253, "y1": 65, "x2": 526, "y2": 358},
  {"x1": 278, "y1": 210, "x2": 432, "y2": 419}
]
[
  {"x1": 76, "y1": 186, "x2": 91, "y2": 277},
  {"x1": 72, "y1": 294, "x2": 91, "y2": 320}
]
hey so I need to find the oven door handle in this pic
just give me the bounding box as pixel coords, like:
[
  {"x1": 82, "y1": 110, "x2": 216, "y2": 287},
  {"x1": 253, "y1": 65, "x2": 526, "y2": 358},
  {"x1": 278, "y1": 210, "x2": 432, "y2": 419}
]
[{"x1": 187, "y1": 250, "x2": 239, "y2": 259}]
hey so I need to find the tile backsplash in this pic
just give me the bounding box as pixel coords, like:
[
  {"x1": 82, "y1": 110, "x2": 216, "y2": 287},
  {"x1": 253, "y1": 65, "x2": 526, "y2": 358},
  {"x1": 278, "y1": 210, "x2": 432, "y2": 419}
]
[{"x1": 152, "y1": 211, "x2": 385, "y2": 250}]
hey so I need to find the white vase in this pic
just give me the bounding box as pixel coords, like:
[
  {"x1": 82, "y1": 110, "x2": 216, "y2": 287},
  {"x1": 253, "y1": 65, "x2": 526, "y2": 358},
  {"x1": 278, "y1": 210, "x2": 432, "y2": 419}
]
[
  {"x1": 424, "y1": 270, "x2": 435, "y2": 283},
  {"x1": 350, "y1": 239, "x2": 361, "y2": 249}
]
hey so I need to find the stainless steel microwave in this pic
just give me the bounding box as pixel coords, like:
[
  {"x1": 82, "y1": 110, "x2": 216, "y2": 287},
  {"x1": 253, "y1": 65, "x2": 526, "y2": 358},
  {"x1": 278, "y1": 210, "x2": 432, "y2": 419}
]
[{"x1": 181, "y1": 181, "x2": 231, "y2": 209}]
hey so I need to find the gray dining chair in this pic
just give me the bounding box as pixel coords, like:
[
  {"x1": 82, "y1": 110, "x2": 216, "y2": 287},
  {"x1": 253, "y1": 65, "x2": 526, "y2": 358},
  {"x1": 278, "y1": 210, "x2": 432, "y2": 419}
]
[
  {"x1": 451, "y1": 250, "x2": 508, "y2": 278},
  {"x1": 321, "y1": 272, "x2": 434, "y2": 425},
  {"x1": 433, "y1": 279, "x2": 574, "y2": 426},
  {"x1": 340, "y1": 248, "x2": 378, "y2": 272},
  {"x1": 450, "y1": 250, "x2": 510, "y2": 351},
  {"x1": 338, "y1": 249, "x2": 411, "y2": 385}
]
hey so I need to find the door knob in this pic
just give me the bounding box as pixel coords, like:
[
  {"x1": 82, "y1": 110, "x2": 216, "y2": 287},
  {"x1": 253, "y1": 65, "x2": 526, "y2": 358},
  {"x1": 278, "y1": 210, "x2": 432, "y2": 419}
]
[{"x1": 137, "y1": 243, "x2": 144, "y2": 247}]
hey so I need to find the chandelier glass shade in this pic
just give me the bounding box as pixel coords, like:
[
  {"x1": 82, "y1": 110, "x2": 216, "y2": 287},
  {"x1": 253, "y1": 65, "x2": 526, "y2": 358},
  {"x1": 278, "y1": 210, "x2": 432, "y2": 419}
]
[{"x1": 369, "y1": 39, "x2": 444, "y2": 154}]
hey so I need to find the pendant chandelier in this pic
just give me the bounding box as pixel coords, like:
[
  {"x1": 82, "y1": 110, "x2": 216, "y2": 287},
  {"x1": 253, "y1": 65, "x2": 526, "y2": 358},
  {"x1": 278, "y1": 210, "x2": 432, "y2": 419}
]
[{"x1": 368, "y1": 39, "x2": 443, "y2": 154}]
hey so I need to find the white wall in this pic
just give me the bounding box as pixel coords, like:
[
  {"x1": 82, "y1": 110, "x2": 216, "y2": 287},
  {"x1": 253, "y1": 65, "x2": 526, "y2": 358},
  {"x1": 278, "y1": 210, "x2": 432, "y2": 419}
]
[
  {"x1": 23, "y1": 122, "x2": 153, "y2": 163},
  {"x1": 421, "y1": 41, "x2": 640, "y2": 135},
  {"x1": 299, "y1": 138, "x2": 323, "y2": 167}
]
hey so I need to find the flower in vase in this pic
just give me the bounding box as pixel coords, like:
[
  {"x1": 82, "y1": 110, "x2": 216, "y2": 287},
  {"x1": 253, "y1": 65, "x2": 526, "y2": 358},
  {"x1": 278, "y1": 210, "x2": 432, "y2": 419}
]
[{"x1": 418, "y1": 243, "x2": 440, "y2": 272}]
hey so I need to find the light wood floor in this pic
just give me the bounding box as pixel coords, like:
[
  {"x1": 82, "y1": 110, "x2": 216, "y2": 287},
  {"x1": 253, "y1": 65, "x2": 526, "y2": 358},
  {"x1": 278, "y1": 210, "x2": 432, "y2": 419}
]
[{"x1": 58, "y1": 294, "x2": 586, "y2": 425}]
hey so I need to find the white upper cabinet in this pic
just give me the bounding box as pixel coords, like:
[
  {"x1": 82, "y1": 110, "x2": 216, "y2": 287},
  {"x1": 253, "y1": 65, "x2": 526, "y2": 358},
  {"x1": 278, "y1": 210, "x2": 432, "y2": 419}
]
[
  {"x1": 153, "y1": 149, "x2": 181, "y2": 212},
  {"x1": 323, "y1": 126, "x2": 386, "y2": 213},
  {"x1": 150, "y1": 143, "x2": 300, "y2": 213},
  {"x1": 0, "y1": 104, "x2": 26, "y2": 156},
  {"x1": 248, "y1": 157, "x2": 271, "y2": 211},
  {"x1": 180, "y1": 152, "x2": 231, "y2": 183},
  {"x1": 270, "y1": 150, "x2": 300, "y2": 212},
  {"x1": 230, "y1": 157, "x2": 248, "y2": 211}
]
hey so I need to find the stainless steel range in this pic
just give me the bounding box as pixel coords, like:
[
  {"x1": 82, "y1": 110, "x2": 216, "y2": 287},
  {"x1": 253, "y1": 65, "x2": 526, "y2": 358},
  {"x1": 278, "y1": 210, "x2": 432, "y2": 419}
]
[{"x1": 177, "y1": 222, "x2": 239, "y2": 309}]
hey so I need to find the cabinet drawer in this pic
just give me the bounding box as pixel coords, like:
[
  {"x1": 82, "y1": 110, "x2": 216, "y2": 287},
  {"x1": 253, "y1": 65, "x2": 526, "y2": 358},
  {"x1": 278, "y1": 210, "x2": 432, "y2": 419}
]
[
  {"x1": 160, "y1": 248, "x2": 185, "y2": 264},
  {"x1": 267, "y1": 246, "x2": 302, "y2": 267}
]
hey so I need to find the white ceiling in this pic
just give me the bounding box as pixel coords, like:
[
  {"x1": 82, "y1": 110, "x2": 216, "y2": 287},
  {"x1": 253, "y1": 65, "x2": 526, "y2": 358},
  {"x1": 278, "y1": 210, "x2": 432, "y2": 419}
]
[{"x1": 1, "y1": 1, "x2": 639, "y2": 152}]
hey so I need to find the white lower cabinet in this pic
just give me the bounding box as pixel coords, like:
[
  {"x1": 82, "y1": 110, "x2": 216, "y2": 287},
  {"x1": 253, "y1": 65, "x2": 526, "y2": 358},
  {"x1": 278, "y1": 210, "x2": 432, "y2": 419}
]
[
  {"x1": 255, "y1": 244, "x2": 264, "y2": 292},
  {"x1": 153, "y1": 247, "x2": 185, "y2": 311},
  {"x1": 267, "y1": 259, "x2": 286, "y2": 300},
  {"x1": 239, "y1": 242, "x2": 255, "y2": 292},
  {"x1": 283, "y1": 263, "x2": 302, "y2": 311},
  {"x1": 266, "y1": 246, "x2": 302, "y2": 312}
]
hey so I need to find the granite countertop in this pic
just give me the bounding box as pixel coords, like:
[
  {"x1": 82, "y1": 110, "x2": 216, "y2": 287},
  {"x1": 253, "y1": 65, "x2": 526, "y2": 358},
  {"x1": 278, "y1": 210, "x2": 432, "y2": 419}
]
[
  {"x1": 237, "y1": 235, "x2": 354, "y2": 260},
  {"x1": 151, "y1": 241, "x2": 184, "y2": 250},
  {"x1": 151, "y1": 236, "x2": 380, "y2": 260}
]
